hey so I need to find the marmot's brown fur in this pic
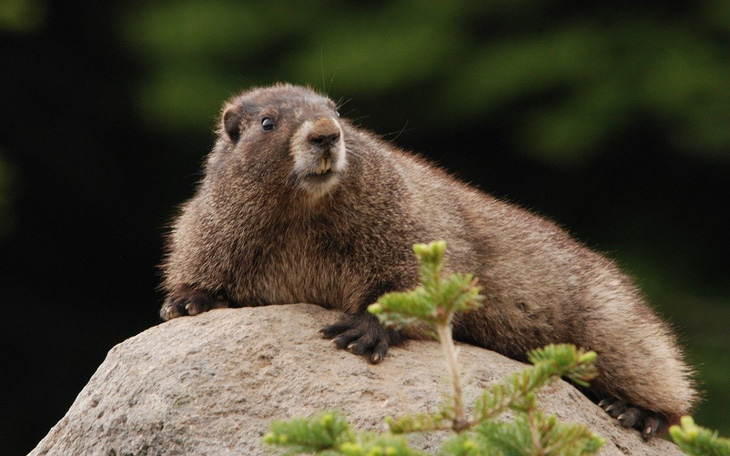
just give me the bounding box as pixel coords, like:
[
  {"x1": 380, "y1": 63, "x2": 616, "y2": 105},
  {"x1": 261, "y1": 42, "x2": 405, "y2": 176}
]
[{"x1": 160, "y1": 84, "x2": 697, "y2": 439}]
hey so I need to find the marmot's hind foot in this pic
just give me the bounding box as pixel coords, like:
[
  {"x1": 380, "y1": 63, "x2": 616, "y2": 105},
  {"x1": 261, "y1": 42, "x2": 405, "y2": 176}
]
[
  {"x1": 320, "y1": 310, "x2": 402, "y2": 364},
  {"x1": 598, "y1": 397, "x2": 668, "y2": 440},
  {"x1": 160, "y1": 288, "x2": 229, "y2": 320}
]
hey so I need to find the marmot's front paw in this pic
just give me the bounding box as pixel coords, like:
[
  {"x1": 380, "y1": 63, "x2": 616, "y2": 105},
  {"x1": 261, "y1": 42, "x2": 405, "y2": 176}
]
[
  {"x1": 160, "y1": 288, "x2": 229, "y2": 320},
  {"x1": 319, "y1": 310, "x2": 402, "y2": 364},
  {"x1": 598, "y1": 397, "x2": 668, "y2": 440}
]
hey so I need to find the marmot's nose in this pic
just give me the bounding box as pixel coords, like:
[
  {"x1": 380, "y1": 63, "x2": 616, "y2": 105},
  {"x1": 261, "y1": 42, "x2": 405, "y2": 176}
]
[{"x1": 308, "y1": 117, "x2": 341, "y2": 147}]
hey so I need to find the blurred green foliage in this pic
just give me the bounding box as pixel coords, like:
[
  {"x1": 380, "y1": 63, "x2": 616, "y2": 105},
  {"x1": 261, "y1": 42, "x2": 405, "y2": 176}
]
[
  {"x1": 1, "y1": 0, "x2": 44, "y2": 239},
  {"x1": 120, "y1": 0, "x2": 730, "y2": 167},
  {"x1": 0, "y1": 0, "x2": 46, "y2": 32},
  {"x1": 116, "y1": 0, "x2": 729, "y2": 436}
]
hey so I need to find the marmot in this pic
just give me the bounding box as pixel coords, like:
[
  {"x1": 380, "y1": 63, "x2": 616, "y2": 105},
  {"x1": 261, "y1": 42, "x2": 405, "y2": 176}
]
[{"x1": 160, "y1": 83, "x2": 697, "y2": 439}]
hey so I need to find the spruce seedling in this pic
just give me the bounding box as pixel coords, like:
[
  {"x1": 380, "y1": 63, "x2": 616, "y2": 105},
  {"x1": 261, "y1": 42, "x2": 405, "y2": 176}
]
[
  {"x1": 369, "y1": 240, "x2": 482, "y2": 431},
  {"x1": 670, "y1": 416, "x2": 730, "y2": 456}
]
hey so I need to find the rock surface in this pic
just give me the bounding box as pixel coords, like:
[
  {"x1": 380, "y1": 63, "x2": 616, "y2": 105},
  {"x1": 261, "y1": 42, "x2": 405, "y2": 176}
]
[{"x1": 30, "y1": 304, "x2": 682, "y2": 456}]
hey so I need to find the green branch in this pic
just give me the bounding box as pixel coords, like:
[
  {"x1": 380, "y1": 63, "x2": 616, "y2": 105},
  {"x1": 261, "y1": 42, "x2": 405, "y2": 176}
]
[{"x1": 670, "y1": 417, "x2": 730, "y2": 456}]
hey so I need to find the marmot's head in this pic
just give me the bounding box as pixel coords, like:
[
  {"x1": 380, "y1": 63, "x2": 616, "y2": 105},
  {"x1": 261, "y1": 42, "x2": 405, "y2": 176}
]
[{"x1": 212, "y1": 84, "x2": 346, "y2": 202}]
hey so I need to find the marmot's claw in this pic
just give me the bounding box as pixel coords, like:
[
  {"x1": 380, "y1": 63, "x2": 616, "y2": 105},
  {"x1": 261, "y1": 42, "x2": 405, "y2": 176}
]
[
  {"x1": 617, "y1": 407, "x2": 642, "y2": 427},
  {"x1": 160, "y1": 296, "x2": 187, "y2": 320},
  {"x1": 598, "y1": 397, "x2": 668, "y2": 439},
  {"x1": 160, "y1": 288, "x2": 229, "y2": 320},
  {"x1": 642, "y1": 415, "x2": 664, "y2": 441},
  {"x1": 370, "y1": 340, "x2": 388, "y2": 364},
  {"x1": 320, "y1": 311, "x2": 401, "y2": 364},
  {"x1": 319, "y1": 321, "x2": 353, "y2": 339},
  {"x1": 330, "y1": 329, "x2": 364, "y2": 350}
]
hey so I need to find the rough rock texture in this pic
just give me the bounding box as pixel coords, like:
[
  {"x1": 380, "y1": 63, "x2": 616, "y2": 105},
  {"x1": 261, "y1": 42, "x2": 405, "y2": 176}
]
[{"x1": 30, "y1": 304, "x2": 683, "y2": 456}]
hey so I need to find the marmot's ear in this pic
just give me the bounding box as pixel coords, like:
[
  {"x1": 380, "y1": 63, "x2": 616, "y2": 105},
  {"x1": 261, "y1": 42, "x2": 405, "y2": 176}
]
[{"x1": 223, "y1": 108, "x2": 243, "y2": 143}]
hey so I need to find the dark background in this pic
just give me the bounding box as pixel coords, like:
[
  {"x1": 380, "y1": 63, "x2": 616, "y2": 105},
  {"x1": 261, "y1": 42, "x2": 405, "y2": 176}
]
[{"x1": 1, "y1": 1, "x2": 728, "y2": 454}]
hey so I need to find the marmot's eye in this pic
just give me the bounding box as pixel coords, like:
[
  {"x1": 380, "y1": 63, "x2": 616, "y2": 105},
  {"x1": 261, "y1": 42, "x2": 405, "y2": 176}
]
[{"x1": 261, "y1": 117, "x2": 275, "y2": 132}]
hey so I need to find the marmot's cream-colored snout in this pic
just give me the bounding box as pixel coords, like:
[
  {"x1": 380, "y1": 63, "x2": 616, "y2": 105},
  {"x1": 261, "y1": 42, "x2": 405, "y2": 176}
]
[{"x1": 290, "y1": 116, "x2": 346, "y2": 199}]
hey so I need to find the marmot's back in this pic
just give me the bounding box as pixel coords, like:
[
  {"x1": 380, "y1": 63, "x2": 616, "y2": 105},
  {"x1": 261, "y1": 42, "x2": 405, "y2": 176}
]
[{"x1": 386, "y1": 145, "x2": 696, "y2": 427}]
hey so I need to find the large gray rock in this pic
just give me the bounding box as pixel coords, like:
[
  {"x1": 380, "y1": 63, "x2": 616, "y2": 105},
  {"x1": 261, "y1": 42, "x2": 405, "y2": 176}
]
[{"x1": 30, "y1": 304, "x2": 682, "y2": 455}]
